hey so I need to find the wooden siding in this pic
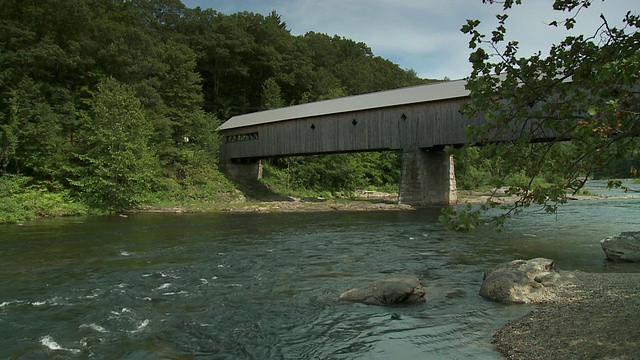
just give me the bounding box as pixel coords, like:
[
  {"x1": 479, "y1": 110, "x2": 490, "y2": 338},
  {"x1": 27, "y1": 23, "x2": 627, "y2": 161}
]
[{"x1": 219, "y1": 97, "x2": 484, "y2": 161}]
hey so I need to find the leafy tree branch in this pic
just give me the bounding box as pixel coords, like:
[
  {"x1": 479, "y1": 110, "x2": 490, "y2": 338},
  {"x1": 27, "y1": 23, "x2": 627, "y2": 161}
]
[{"x1": 443, "y1": 0, "x2": 639, "y2": 231}]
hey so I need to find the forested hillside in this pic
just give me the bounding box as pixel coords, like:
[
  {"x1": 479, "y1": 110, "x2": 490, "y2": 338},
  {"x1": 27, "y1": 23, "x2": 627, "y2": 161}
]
[{"x1": 0, "y1": 0, "x2": 429, "y2": 221}]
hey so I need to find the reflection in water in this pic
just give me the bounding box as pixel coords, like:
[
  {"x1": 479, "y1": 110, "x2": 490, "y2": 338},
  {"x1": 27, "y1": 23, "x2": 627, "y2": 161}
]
[{"x1": 0, "y1": 188, "x2": 638, "y2": 359}]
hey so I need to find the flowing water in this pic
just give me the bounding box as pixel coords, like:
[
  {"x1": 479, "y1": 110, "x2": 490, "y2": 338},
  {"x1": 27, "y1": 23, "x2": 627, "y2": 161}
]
[{"x1": 1, "y1": 181, "x2": 639, "y2": 359}]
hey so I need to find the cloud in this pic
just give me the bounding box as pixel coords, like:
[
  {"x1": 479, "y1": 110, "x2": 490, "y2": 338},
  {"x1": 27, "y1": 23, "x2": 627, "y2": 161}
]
[
  {"x1": 271, "y1": 0, "x2": 495, "y2": 78},
  {"x1": 182, "y1": 0, "x2": 636, "y2": 79}
]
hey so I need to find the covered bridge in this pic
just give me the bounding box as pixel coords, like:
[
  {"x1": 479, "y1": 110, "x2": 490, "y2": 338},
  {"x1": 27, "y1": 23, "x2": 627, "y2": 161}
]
[{"x1": 217, "y1": 79, "x2": 487, "y2": 206}]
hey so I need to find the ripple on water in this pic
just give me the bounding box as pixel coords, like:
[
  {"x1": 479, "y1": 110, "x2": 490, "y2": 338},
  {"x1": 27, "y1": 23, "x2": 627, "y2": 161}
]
[{"x1": 1, "y1": 201, "x2": 637, "y2": 359}]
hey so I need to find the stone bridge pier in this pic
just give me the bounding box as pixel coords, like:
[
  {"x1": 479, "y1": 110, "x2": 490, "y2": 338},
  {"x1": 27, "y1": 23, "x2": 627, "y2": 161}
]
[{"x1": 398, "y1": 148, "x2": 457, "y2": 206}]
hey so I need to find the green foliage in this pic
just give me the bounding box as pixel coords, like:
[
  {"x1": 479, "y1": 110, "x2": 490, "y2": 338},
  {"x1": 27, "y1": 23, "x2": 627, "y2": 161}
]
[
  {"x1": 0, "y1": 174, "x2": 88, "y2": 224},
  {"x1": 0, "y1": 77, "x2": 71, "y2": 180},
  {"x1": 448, "y1": 0, "x2": 640, "y2": 230},
  {"x1": 439, "y1": 204, "x2": 485, "y2": 232},
  {"x1": 261, "y1": 78, "x2": 285, "y2": 110},
  {"x1": 291, "y1": 154, "x2": 368, "y2": 194},
  {"x1": 451, "y1": 143, "x2": 578, "y2": 191},
  {"x1": 300, "y1": 32, "x2": 428, "y2": 101},
  {"x1": 0, "y1": 174, "x2": 34, "y2": 223},
  {"x1": 0, "y1": 0, "x2": 424, "y2": 219},
  {"x1": 71, "y1": 78, "x2": 160, "y2": 211},
  {"x1": 449, "y1": 147, "x2": 497, "y2": 190},
  {"x1": 262, "y1": 151, "x2": 401, "y2": 197},
  {"x1": 159, "y1": 150, "x2": 236, "y2": 203},
  {"x1": 180, "y1": 10, "x2": 425, "y2": 117},
  {"x1": 592, "y1": 157, "x2": 640, "y2": 179}
]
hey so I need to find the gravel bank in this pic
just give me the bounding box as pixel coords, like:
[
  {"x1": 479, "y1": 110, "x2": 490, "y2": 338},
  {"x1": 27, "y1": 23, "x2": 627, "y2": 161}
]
[{"x1": 494, "y1": 272, "x2": 640, "y2": 359}]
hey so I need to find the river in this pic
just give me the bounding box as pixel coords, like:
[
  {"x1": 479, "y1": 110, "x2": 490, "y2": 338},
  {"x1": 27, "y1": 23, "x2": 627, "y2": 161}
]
[{"x1": 1, "y1": 181, "x2": 638, "y2": 359}]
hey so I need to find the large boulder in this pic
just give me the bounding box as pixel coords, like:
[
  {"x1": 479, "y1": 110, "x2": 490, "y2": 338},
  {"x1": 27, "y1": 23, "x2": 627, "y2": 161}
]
[
  {"x1": 601, "y1": 231, "x2": 640, "y2": 262},
  {"x1": 479, "y1": 258, "x2": 575, "y2": 304},
  {"x1": 339, "y1": 276, "x2": 426, "y2": 305},
  {"x1": 482, "y1": 257, "x2": 556, "y2": 282}
]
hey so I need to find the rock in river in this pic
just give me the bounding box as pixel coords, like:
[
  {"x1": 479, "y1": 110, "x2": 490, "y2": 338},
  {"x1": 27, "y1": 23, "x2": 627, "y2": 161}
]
[
  {"x1": 601, "y1": 231, "x2": 640, "y2": 262},
  {"x1": 479, "y1": 258, "x2": 576, "y2": 304},
  {"x1": 339, "y1": 276, "x2": 426, "y2": 305}
]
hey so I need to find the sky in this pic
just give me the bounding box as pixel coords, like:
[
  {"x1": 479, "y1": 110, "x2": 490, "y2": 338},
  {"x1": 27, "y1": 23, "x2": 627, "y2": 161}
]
[{"x1": 181, "y1": 0, "x2": 635, "y2": 80}]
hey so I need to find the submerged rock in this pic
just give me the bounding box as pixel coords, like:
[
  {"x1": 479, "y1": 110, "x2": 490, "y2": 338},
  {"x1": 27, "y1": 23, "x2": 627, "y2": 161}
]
[
  {"x1": 601, "y1": 231, "x2": 640, "y2": 262},
  {"x1": 479, "y1": 258, "x2": 575, "y2": 304},
  {"x1": 339, "y1": 276, "x2": 426, "y2": 305}
]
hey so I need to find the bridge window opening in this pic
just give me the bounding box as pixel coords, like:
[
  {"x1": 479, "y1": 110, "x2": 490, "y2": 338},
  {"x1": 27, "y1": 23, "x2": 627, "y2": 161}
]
[
  {"x1": 226, "y1": 132, "x2": 259, "y2": 143},
  {"x1": 400, "y1": 113, "x2": 407, "y2": 121},
  {"x1": 310, "y1": 124, "x2": 316, "y2": 130},
  {"x1": 352, "y1": 119, "x2": 358, "y2": 126}
]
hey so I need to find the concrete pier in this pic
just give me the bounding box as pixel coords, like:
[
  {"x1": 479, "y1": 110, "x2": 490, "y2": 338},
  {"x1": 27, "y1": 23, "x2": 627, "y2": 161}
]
[{"x1": 398, "y1": 148, "x2": 457, "y2": 206}]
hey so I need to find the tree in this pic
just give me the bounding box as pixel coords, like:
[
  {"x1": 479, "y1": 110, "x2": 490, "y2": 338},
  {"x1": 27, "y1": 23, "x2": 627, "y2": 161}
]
[
  {"x1": 0, "y1": 0, "x2": 97, "y2": 181},
  {"x1": 0, "y1": 0, "x2": 428, "y2": 216},
  {"x1": 0, "y1": 78, "x2": 71, "y2": 180},
  {"x1": 261, "y1": 78, "x2": 285, "y2": 110},
  {"x1": 71, "y1": 78, "x2": 160, "y2": 211},
  {"x1": 301, "y1": 31, "x2": 426, "y2": 100},
  {"x1": 181, "y1": 8, "x2": 254, "y2": 118},
  {"x1": 442, "y1": 0, "x2": 639, "y2": 231}
]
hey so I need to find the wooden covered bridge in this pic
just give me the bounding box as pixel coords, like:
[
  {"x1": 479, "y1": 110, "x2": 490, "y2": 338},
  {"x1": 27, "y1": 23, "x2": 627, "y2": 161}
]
[{"x1": 217, "y1": 79, "x2": 486, "y2": 206}]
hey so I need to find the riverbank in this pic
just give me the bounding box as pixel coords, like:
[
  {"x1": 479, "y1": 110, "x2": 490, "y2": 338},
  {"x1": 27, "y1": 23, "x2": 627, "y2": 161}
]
[
  {"x1": 494, "y1": 271, "x2": 640, "y2": 359},
  {"x1": 139, "y1": 188, "x2": 639, "y2": 215},
  {"x1": 137, "y1": 190, "x2": 413, "y2": 214}
]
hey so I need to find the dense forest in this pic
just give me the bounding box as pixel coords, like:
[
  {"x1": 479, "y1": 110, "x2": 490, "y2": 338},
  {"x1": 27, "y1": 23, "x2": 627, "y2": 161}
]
[
  {"x1": 0, "y1": 0, "x2": 432, "y2": 221},
  {"x1": 1, "y1": 0, "x2": 635, "y2": 223}
]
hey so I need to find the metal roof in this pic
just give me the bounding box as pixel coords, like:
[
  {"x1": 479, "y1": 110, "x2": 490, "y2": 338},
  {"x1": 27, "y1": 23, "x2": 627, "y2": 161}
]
[{"x1": 217, "y1": 79, "x2": 469, "y2": 131}]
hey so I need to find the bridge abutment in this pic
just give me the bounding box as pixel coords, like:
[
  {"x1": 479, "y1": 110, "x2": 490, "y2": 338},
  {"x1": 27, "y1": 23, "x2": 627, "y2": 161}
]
[
  {"x1": 398, "y1": 148, "x2": 457, "y2": 206},
  {"x1": 219, "y1": 159, "x2": 263, "y2": 182}
]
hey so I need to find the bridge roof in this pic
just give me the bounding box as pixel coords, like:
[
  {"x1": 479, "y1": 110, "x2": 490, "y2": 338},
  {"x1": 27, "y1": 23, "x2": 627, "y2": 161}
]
[{"x1": 217, "y1": 79, "x2": 469, "y2": 131}]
